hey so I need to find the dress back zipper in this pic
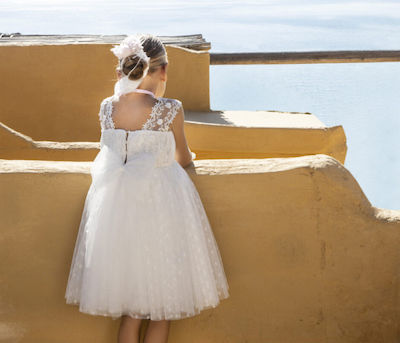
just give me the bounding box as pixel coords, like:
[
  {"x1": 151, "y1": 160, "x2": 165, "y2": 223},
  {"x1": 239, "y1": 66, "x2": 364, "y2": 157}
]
[{"x1": 124, "y1": 131, "x2": 128, "y2": 164}]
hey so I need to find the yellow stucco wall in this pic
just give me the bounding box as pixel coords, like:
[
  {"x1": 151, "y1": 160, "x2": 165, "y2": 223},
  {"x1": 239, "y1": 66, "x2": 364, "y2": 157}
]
[
  {"x1": 184, "y1": 122, "x2": 347, "y2": 163},
  {"x1": 1, "y1": 37, "x2": 394, "y2": 343},
  {"x1": 1, "y1": 154, "x2": 399, "y2": 343},
  {"x1": 0, "y1": 44, "x2": 210, "y2": 142},
  {"x1": 0, "y1": 42, "x2": 348, "y2": 164},
  {"x1": 0, "y1": 121, "x2": 347, "y2": 163}
]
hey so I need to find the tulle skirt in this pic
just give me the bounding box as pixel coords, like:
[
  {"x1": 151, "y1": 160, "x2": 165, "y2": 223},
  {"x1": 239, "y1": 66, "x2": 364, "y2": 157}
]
[{"x1": 65, "y1": 146, "x2": 230, "y2": 320}]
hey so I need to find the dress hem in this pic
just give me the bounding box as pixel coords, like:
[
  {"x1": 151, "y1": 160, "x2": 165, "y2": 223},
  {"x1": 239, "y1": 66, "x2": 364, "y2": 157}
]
[{"x1": 65, "y1": 292, "x2": 230, "y2": 321}]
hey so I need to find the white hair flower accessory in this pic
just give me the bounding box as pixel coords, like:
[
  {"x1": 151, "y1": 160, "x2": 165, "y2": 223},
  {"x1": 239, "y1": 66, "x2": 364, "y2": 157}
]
[
  {"x1": 110, "y1": 34, "x2": 150, "y2": 63},
  {"x1": 110, "y1": 34, "x2": 152, "y2": 98}
]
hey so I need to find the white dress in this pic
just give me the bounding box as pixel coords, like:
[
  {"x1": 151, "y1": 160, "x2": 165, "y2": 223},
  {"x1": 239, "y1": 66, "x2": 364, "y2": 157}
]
[{"x1": 65, "y1": 95, "x2": 230, "y2": 321}]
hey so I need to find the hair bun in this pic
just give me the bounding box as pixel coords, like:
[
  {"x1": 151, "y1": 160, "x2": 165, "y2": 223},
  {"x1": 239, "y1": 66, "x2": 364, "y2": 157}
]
[{"x1": 121, "y1": 55, "x2": 149, "y2": 81}]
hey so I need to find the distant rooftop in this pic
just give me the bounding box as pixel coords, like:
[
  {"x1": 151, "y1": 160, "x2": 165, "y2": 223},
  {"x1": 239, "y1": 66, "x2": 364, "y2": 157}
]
[{"x1": 0, "y1": 33, "x2": 211, "y2": 51}]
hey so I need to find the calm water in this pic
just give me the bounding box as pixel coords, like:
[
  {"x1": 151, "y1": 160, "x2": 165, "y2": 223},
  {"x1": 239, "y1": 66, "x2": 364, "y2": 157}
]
[{"x1": 2, "y1": 0, "x2": 399, "y2": 209}]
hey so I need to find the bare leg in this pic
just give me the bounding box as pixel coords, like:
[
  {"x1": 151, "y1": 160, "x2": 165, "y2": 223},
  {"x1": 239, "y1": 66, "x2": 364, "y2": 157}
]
[
  {"x1": 118, "y1": 315, "x2": 142, "y2": 343},
  {"x1": 143, "y1": 319, "x2": 170, "y2": 343}
]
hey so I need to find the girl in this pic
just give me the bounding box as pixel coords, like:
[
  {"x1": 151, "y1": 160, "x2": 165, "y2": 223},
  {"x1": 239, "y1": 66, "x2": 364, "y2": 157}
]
[{"x1": 65, "y1": 33, "x2": 230, "y2": 343}]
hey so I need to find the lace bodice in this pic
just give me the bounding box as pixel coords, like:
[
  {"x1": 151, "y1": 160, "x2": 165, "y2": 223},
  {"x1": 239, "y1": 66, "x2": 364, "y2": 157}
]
[
  {"x1": 96, "y1": 95, "x2": 182, "y2": 167},
  {"x1": 98, "y1": 95, "x2": 182, "y2": 132}
]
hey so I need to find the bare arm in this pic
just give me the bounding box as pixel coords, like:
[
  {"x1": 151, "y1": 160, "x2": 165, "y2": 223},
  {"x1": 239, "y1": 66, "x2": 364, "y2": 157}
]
[{"x1": 171, "y1": 104, "x2": 195, "y2": 168}]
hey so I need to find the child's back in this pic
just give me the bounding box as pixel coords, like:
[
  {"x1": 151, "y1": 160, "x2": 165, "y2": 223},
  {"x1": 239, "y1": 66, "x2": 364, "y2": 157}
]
[{"x1": 65, "y1": 91, "x2": 230, "y2": 321}]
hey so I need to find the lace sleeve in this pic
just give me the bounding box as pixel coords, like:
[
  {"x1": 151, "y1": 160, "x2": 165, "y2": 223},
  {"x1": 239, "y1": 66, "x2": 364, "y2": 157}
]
[
  {"x1": 98, "y1": 97, "x2": 115, "y2": 130},
  {"x1": 142, "y1": 98, "x2": 182, "y2": 132},
  {"x1": 162, "y1": 99, "x2": 182, "y2": 131}
]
